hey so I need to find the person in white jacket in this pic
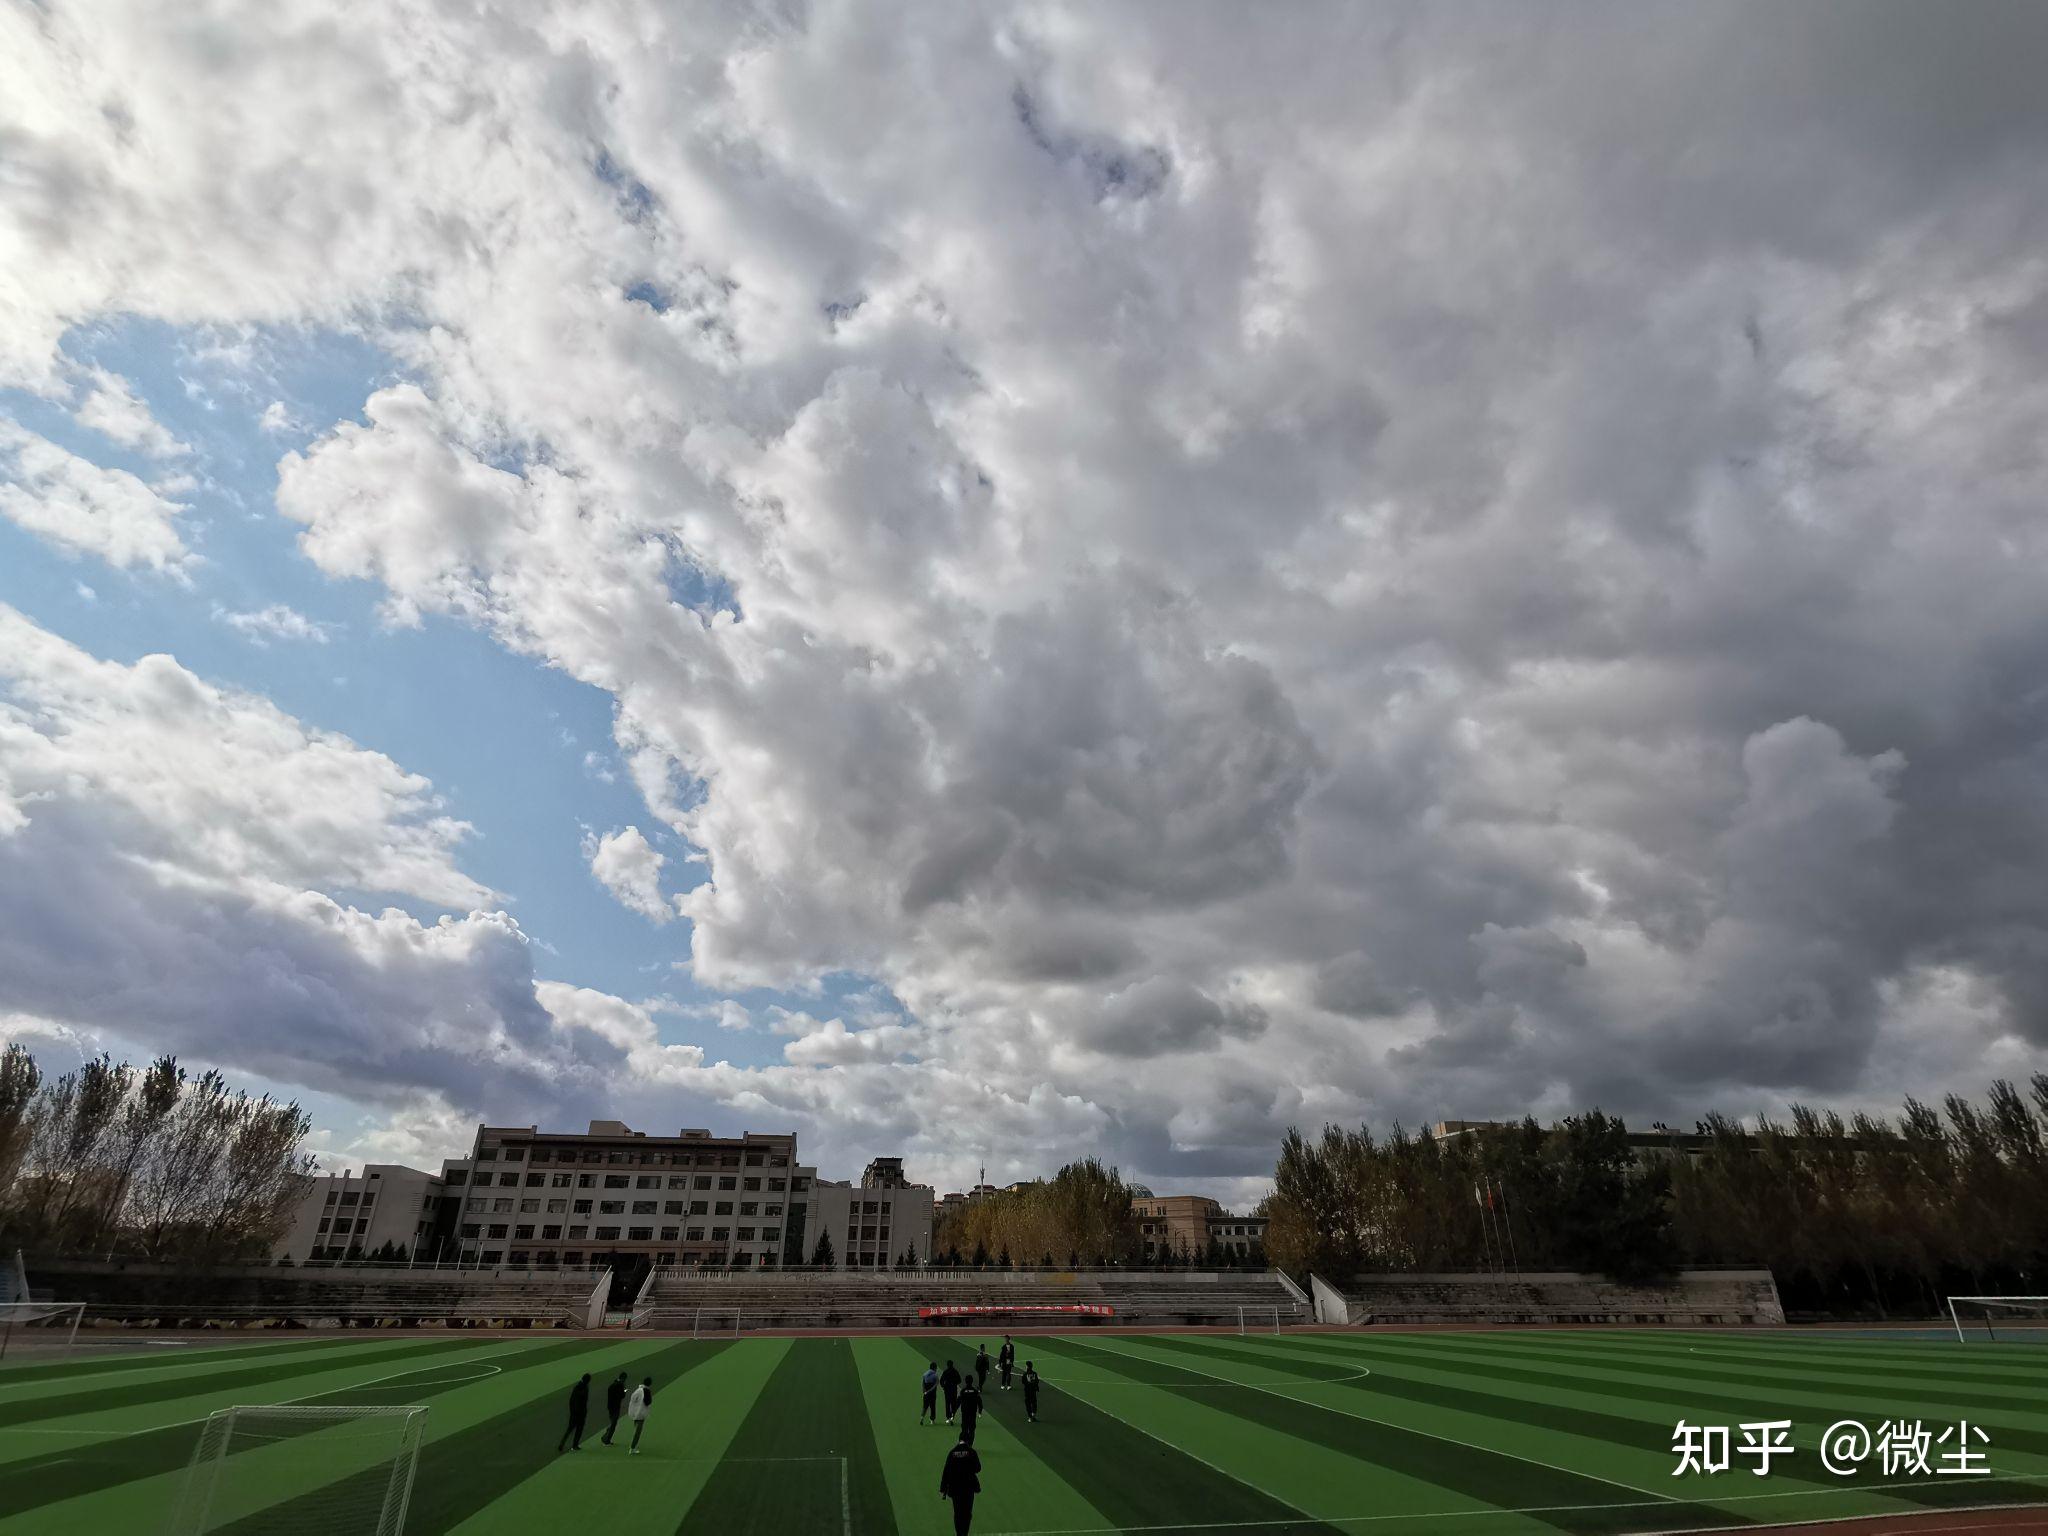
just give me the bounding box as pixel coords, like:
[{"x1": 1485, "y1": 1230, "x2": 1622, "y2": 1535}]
[{"x1": 624, "y1": 1377, "x2": 654, "y2": 1455}]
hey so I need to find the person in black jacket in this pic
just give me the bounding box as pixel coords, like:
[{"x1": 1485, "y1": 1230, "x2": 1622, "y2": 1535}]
[
  {"x1": 940, "y1": 1359, "x2": 963, "y2": 1423},
  {"x1": 939, "y1": 1429, "x2": 982, "y2": 1536},
  {"x1": 957, "y1": 1374, "x2": 984, "y2": 1437},
  {"x1": 558, "y1": 1372, "x2": 592, "y2": 1451},
  {"x1": 974, "y1": 1343, "x2": 992, "y2": 1389},
  {"x1": 1021, "y1": 1362, "x2": 1040, "y2": 1423},
  {"x1": 921, "y1": 1362, "x2": 940, "y2": 1424},
  {"x1": 997, "y1": 1336, "x2": 1015, "y2": 1390},
  {"x1": 600, "y1": 1370, "x2": 630, "y2": 1445}
]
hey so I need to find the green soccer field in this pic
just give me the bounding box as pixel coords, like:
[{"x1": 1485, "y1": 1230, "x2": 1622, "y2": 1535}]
[{"x1": 2, "y1": 1326, "x2": 2043, "y2": 1534}]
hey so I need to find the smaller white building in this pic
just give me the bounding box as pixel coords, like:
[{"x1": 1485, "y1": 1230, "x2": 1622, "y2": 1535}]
[
  {"x1": 796, "y1": 1164, "x2": 935, "y2": 1267},
  {"x1": 275, "y1": 1164, "x2": 444, "y2": 1263}
]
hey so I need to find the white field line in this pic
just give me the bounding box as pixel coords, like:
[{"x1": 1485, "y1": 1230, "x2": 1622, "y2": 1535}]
[
  {"x1": 0, "y1": 1338, "x2": 551, "y2": 1444},
  {"x1": 1073, "y1": 1333, "x2": 1674, "y2": 1507},
  {"x1": 991, "y1": 1476, "x2": 2048, "y2": 1535}
]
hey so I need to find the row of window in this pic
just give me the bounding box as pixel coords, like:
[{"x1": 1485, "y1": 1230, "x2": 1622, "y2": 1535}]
[
  {"x1": 462, "y1": 1222, "x2": 782, "y2": 1244},
  {"x1": 466, "y1": 1196, "x2": 783, "y2": 1219},
  {"x1": 468, "y1": 1251, "x2": 783, "y2": 1268},
  {"x1": 476, "y1": 1145, "x2": 789, "y2": 1169}
]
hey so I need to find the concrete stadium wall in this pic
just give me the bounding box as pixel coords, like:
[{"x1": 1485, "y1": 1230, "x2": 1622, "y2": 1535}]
[{"x1": 1314, "y1": 1268, "x2": 1784, "y2": 1327}]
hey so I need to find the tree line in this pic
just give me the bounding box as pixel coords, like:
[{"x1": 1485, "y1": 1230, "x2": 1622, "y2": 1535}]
[
  {"x1": 927, "y1": 1158, "x2": 1142, "y2": 1268},
  {"x1": 1261, "y1": 1078, "x2": 2048, "y2": 1315},
  {"x1": 0, "y1": 1044, "x2": 314, "y2": 1264}
]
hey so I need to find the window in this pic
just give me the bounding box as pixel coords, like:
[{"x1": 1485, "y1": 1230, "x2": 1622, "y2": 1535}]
[
  {"x1": 603, "y1": 1174, "x2": 629, "y2": 1190},
  {"x1": 481, "y1": 1250, "x2": 503, "y2": 1264},
  {"x1": 324, "y1": 1190, "x2": 337, "y2": 1205},
  {"x1": 584, "y1": 1151, "x2": 603, "y2": 1164},
  {"x1": 628, "y1": 1226, "x2": 653, "y2": 1241},
  {"x1": 743, "y1": 1178, "x2": 760, "y2": 1192},
  {"x1": 765, "y1": 1203, "x2": 782, "y2": 1217},
  {"x1": 693, "y1": 1176, "x2": 711, "y2": 1190},
  {"x1": 504, "y1": 1147, "x2": 525, "y2": 1162},
  {"x1": 660, "y1": 1226, "x2": 679, "y2": 1241},
  {"x1": 714, "y1": 1201, "x2": 732, "y2": 1216},
  {"x1": 577, "y1": 1174, "x2": 595, "y2": 1189},
  {"x1": 316, "y1": 1218, "x2": 330, "y2": 1233},
  {"x1": 736, "y1": 1227, "x2": 756, "y2": 1241},
  {"x1": 497, "y1": 1172, "x2": 518, "y2": 1187},
  {"x1": 663, "y1": 1201, "x2": 683, "y2": 1216},
  {"x1": 607, "y1": 1151, "x2": 631, "y2": 1165},
  {"x1": 551, "y1": 1173, "x2": 572, "y2": 1189},
  {"x1": 564, "y1": 1251, "x2": 583, "y2": 1265},
  {"x1": 488, "y1": 1223, "x2": 508, "y2": 1239},
  {"x1": 339, "y1": 1192, "x2": 359, "y2": 1206},
  {"x1": 568, "y1": 1225, "x2": 588, "y2": 1240},
  {"x1": 768, "y1": 1179, "x2": 785, "y2": 1193},
  {"x1": 573, "y1": 1199, "x2": 593, "y2": 1215},
  {"x1": 547, "y1": 1199, "x2": 567, "y2": 1215},
  {"x1": 740, "y1": 1202, "x2": 758, "y2": 1216},
  {"x1": 595, "y1": 1226, "x2": 620, "y2": 1241},
  {"x1": 689, "y1": 1201, "x2": 707, "y2": 1215},
  {"x1": 468, "y1": 1195, "x2": 488, "y2": 1212},
  {"x1": 711, "y1": 1227, "x2": 729, "y2": 1241},
  {"x1": 492, "y1": 1198, "x2": 513, "y2": 1214},
  {"x1": 461, "y1": 1223, "x2": 480, "y2": 1239},
  {"x1": 542, "y1": 1225, "x2": 562, "y2": 1240},
  {"x1": 515, "y1": 1224, "x2": 535, "y2": 1239},
  {"x1": 685, "y1": 1227, "x2": 704, "y2": 1241},
  {"x1": 519, "y1": 1199, "x2": 540, "y2": 1214},
  {"x1": 525, "y1": 1172, "x2": 545, "y2": 1187},
  {"x1": 445, "y1": 1169, "x2": 469, "y2": 1187},
  {"x1": 599, "y1": 1201, "x2": 624, "y2": 1215},
  {"x1": 530, "y1": 1148, "x2": 552, "y2": 1164},
  {"x1": 631, "y1": 1200, "x2": 656, "y2": 1216},
  {"x1": 476, "y1": 1147, "x2": 498, "y2": 1162},
  {"x1": 667, "y1": 1176, "x2": 690, "y2": 1190},
  {"x1": 745, "y1": 1153, "x2": 763, "y2": 1167},
  {"x1": 637, "y1": 1176, "x2": 660, "y2": 1190},
  {"x1": 717, "y1": 1176, "x2": 737, "y2": 1191},
  {"x1": 762, "y1": 1228, "x2": 780, "y2": 1242}
]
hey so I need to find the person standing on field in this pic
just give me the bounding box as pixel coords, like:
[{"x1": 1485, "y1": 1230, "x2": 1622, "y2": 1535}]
[
  {"x1": 601, "y1": 1370, "x2": 629, "y2": 1444},
  {"x1": 957, "y1": 1373, "x2": 984, "y2": 1437},
  {"x1": 998, "y1": 1336, "x2": 1015, "y2": 1390},
  {"x1": 975, "y1": 1343, "x2": 992, "y2": 1389},
  {"x1": 921, "y1": 1361, "x2": 940, "y2": 1424},
  {"x1": 939, "y1": 1429, "x2": 982, "y2": 1536},
  {"x1": 940, "y1": 1359, "x2": 963, "y2": 1423},
  {"x1": 1021, "y1": 1362, "x2": 1041, "y2": 1423},
  {"x1": 558, "y1": 1372, "x2": 591, "y2": 1451},
  {"x1": 624, "y1": 1377, "x2": 654, "y2": 1454}
]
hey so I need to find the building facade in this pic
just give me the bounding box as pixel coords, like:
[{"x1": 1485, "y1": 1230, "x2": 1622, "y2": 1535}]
[
  {"x1": 448, "y1": 1121, "x2": 799, "y2": 1270},
  {"x1": 799, "y1": 1163, "x2": 935, "y2": 1267},
  {"x1": 275, "y1": 1164, "x2": 445, "y2": 1263},
  {"x1": 1132, "y1": 1194, "x2": 1268, "y2": 1263}
]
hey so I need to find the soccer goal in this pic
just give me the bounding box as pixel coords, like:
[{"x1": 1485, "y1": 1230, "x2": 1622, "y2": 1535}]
[
  {"x1": 162, "y1": 1405, "x2": 427, "y2": 1535},
  {"x1": 1948, "y1": 1295, "x2": 2048, "y2": 1344},
  {"x1": 1238, "y1": 1305, "x2": 1283, "y2": 1335},
  {"x1": 691, "y1": 1307, "x2": 742, "y2": 1339},
  {"x1": 0, "y1": 1300, "x2": 85, "y2": 1361}
]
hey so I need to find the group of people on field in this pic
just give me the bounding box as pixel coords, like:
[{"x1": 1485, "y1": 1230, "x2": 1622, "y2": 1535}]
[
  {"x1": 548, "y1": 1334, "x2": 1047, "y2": 1535},
  {"x1": 557, "y1": 1369, "x2": 654, "y2": 1454},
  {"x1": 928, "y1": 1337, "x2": 1042, "y2": 1535}
]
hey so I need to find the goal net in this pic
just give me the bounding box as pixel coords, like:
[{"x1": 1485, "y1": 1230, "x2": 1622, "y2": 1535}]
[
  {"x1": 0, "y1": 1301, "x2": 85, "y2": 1360},
  {"x1": 691, "y1": 1306, "x2": 742, "y2": 1339},
  {"x1": 1947, "y1": 1295, "x2": 2048, "y2": 1344},
  {"x1": 1238, "y1": 1305, "x2": 1282, "y2": 1335},
  {"x1": 162, "y1": 1405, "x2": 428, "y2": 1535}
]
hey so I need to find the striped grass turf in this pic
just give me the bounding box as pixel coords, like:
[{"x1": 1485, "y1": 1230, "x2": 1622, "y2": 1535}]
[{"x1": 1, "y1": 1327, "x2": 2042, "y2": 1535}]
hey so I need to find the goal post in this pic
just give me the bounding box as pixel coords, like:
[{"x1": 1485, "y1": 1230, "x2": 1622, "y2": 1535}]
[
  {"x1": 163, "y1": 1405, "x2": 427, "y2": 1535},
  {"x1": 1947, "y1": 1295, "x2": 2048, "y2": 1343},
  {"x1": 0, "y1": 1301, "x2": 85, "y2": 1361},
  {"x1": 1238, "y1": 1305, "x2": 1281, "y2": 1336},
  {"x1": 692, "y1": 1306, "x2": 741, "y2": 1339}
]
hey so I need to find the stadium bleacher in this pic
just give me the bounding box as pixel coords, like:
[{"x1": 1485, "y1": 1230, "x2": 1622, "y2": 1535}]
[
  {"x1": 1311, "y1": 1268, "x2": 1784, "y2": 1327},
  {"x1": 21, "y1": 1258, "x2": 609, "y2": 1329},
  {"x1": 630, "y1": 1266, "x2": 1308, "y2": 1332}
]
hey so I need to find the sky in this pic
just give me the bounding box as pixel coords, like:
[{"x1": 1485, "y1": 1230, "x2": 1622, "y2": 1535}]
[{"x1": 4, "y1": 1, "x2": 2048, "y2": 1207}]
